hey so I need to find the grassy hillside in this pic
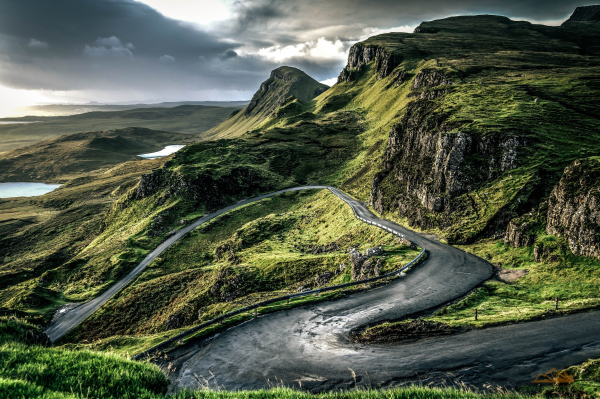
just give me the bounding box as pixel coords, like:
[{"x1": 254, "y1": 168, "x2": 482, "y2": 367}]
[
  {"x1": 0, "y1": 157, "x2": 166, "y2": 318},
  {"x1": 0, "y1": 105, "x2": 243, "y2": 153},
  {"x1": 0, "y1": 127, "x2": 191, "y2": 183},
  {"x1": 203, "y1": 66, "x2": 329, "y2": 140},
  {"x1": 66, "y1": 189, "x2": 419, "y2": 345}
]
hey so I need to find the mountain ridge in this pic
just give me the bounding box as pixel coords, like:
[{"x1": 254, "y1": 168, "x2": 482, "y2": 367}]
[{"x1": 201, "y1": 66, "x2": 328, "y2": 140}]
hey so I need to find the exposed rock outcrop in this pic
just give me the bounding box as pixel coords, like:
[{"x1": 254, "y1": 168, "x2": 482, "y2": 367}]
[
  {"x1": 315, "y1": 272, "x2": 335, "y2": 287},
  {"x1": 369, "y1": 84, "x2": 528, "y2": 240},
  {"x1": 137, "y1": 168, "x2": 170, "y2": 199},
  {"x1": 349, "y1": 247, "x2": 383, "y2": 280},
  {"x1": 135, "y1": 165, "x2": 280, "y2": 213},
  {"x1": 547, "y1": 158, "x2": 600, "y2": 259},
  {"x1": 504, "y1": 219, "x2": 534, "y2": 248},
  {"x1": 412, "y1": 68, "x2": 453, "y2": 89},
  {"x1": 211, "y1": 268, "x2": 248, "y2": 302},
  {"x1": 339, "y1": 43, "x2": 403, "y2": 82}
]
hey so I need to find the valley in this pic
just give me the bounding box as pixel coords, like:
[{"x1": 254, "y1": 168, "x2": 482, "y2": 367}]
[
  {"x1": 2, "y1": 5, "x2": 600, "y2": 398},
  {"x1": 0, "y1": 104, "x2": 244, "y2": 153}
]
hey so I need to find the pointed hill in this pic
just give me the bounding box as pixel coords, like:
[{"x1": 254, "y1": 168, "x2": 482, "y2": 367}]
[
  {"x1": 202, "y1": 66, "x2": 329, "y2": 140},
  {"x1": 564, "y1": 5, "x2": 600, "y2": 23}
]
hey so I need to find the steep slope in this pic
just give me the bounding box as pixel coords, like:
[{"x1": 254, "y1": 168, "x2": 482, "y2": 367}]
[
  {"x1": 202, "y1": 66, "x2": 329, "y2": 140},
  {"x1": 565, "y1": 5, "x2": 600, "y2": 22},
  {"x1": 327, "y1": 13, "x2": 600, "y2": 243},
  {"x1": 0, "y1": 127, "x2": 190, "y2": 183}
]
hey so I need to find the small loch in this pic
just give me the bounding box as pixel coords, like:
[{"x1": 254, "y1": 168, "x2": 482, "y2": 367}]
[
  {"x1": 0, "y1": 182, "x2": 61, "y2": 198},
  {"x1": 138, "y1": 145, "x2": 185, "y2": 159}
]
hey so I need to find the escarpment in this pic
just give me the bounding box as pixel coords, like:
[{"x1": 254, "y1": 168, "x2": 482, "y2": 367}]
[
  {"x1": 133, "y1": 163, "x2": 280, "y2": 213},
  {"x1": 546, "y1": 158, "x2": 600, "y2": 259},
  {"x1": 368, "y1": 67, "x2": 528, "y2": 240},
  {"x1": 338, "y1": 43, "x2": 403, "y2": 83}
]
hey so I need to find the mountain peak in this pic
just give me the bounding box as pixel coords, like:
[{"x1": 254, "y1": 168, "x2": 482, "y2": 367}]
[
  {"x1": 564, "y1": 5, "x2": 600, "y2": 23},
  {"x1": 244, "y1": 66, "x2": 328, "y2": 117}
]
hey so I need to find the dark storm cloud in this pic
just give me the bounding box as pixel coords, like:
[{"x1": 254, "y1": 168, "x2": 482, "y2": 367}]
[
  {"x1": 233, "y1": 0, "x2": 291, "y2": 33},
  {"x1": 0, "y1": 0, "x2": 591, "y2": 100},
  {"x1": 0, "y1": 0, "x2": 233, "y2": 59},
  {"x1": 230, "y1": 0, "x2": 586, "y2": 32},
  {"x1": 0, "y1": 0, "x2": 254, "y2": 93}
]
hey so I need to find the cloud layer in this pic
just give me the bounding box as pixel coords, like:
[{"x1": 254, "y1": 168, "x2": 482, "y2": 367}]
[{"x1": 0, "y1": 0, "x2": 585, "y2": 103}]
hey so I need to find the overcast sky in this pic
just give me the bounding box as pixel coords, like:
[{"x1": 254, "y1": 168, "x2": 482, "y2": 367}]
[{"x1": 0, "y1": 0, "x2": 589, "y2": 116}]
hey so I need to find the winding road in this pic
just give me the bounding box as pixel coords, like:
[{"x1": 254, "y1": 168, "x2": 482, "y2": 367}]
[{"x1": 46, "y1": 186, "x2": 600, "y2": 391}]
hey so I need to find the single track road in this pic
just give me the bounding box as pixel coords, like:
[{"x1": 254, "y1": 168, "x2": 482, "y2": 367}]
[{"x1": 46, "y1": 186, "x2": 600, "y2": 392}]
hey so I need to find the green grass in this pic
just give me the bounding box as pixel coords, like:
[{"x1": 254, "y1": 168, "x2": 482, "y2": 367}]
[
  {"x1": 568, "y1": 358, "x2": 600, "y2": 397},
  {"x1": 66, "y1": 189, "x2": 420, "y2": 348},
  {"x1": 0, "y1": 317, "x2": 169, "y2": 398},
  {"x1": 427, "y1": 237, "x2": 600, "y2": 328}
]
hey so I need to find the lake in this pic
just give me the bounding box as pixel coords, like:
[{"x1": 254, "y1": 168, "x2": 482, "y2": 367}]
[
  {"x1": 0, "y1": 121, "x2": 41, "y2": 124},
  {"x1": 138, "y1": 145, "x2": 185, "y2": 159},
  {"x1": 0, "y1": 182, "x2": 61, "y2": 198}
]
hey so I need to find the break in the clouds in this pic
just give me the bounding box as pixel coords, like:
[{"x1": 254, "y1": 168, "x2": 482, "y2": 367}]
[{"x1": 0, "y1": 0, "x2": 588, "y2": 105}]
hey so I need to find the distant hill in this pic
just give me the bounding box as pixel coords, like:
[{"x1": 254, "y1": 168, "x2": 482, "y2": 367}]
[
  {"x1": 10, "y1": 101, "x2": 250, "y2": 118},
  {"x1": 0, "y1": 105, "x2": 243, "y2": 153},
  {"x1": 0, "y1": 127, "x2": 190, "y2": 182},
  {"x1": 564, "y1": 5, "x2": 600, "y2": 22},
  {"x1": 203, "y1": 66, "x2": 329, "y2": 139}
]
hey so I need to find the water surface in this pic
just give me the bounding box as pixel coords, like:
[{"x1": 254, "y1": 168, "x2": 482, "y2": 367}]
[
  {"x1": 0, "y1": 182, "x2": 61, "y2": 198},
  {"x1": 0, "y1": 121, "x2": 41, "y2": 124},
  {"x1": 138, "y1": 145, "x2": 185, "y2": 159}
]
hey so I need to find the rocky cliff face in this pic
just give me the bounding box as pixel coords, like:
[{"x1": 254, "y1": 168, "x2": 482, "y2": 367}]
[
  {"x1": 338, "y1": 43, "x2": 403, "y2": 83},
  {"x1": 546, "y1": 158, "x2": 600, "y2": 259},
  {"x1": 134, "y1": 164, "x2": 278, "y2": 213},
  {"x1": 369, "y1": 69, "x2": 528, "y2": 241}
]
